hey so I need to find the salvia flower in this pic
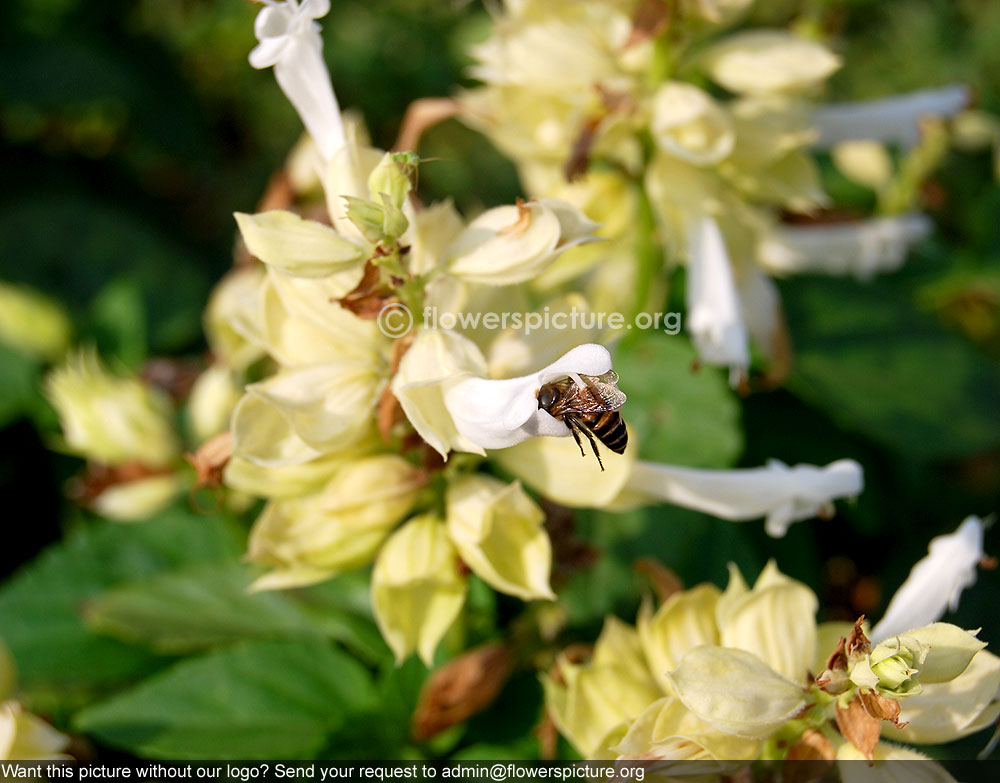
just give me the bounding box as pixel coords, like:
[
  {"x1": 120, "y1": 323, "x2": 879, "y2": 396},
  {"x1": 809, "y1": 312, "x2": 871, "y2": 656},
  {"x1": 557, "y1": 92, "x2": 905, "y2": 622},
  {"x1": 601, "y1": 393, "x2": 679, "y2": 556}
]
[
  {"x1": 870, "y1": 516, "x2": 986, "y2": 643},
  {"x1": 249, "y1": 0, "x2": 345, "y2": 161}
]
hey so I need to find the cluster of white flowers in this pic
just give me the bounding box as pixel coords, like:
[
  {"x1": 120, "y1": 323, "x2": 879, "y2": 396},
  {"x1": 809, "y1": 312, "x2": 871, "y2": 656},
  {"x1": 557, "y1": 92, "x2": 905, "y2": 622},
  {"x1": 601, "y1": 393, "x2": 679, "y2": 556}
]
[
  {"x1": 21, "y1": 0, "x2": 994, "y2": 768},
  {"x1": 122, "y1": 0, "x2": 865, "y2": 664},
  {"x1": 458, "y1": 0, "x2": 970, "y2": 381}
]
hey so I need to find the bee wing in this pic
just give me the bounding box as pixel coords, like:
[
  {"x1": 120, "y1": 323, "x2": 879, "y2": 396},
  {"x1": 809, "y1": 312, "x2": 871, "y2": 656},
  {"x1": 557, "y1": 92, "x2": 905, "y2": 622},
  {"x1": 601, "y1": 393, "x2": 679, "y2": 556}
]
[{"x1": 571, "y1": 375, "x2": 626, "y2": 413}]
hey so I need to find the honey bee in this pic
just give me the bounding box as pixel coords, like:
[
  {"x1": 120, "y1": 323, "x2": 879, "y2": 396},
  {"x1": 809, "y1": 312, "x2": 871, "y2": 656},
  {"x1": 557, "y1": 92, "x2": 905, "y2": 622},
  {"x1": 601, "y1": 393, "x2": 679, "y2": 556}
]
[{"x1": 536, "y1": 371, "x2": 627, "y2": 471}]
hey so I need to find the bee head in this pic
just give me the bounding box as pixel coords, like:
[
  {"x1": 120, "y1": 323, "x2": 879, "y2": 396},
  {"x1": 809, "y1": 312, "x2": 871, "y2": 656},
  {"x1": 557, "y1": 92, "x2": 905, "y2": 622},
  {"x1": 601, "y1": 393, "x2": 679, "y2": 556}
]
[{"x1": 537, "y1": 385, "x2": 557, "y2": 410}]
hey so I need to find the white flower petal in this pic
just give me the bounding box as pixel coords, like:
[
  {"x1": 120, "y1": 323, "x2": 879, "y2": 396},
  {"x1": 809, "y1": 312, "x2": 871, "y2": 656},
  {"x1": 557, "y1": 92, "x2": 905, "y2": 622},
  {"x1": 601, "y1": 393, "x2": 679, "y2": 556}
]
[
  {"x1": 686, "y1": 216, "x2": 749, "y2": 381},
  {"x1": 870, "y1": 516, "x2": 985, "y2": 643},
  {"x1": 621, "y1": 458, "x2": 864, "y2": 537},
  {"x1": 443, "y1": 343, "x2": 613, "y2": 450},
  {"x1": 813, "y1": 84, "x2": 971, "y2": 149},
  {"x1": 445, "y1": 200, "x2": 598, "y2": 286},
  {"x1": 760, "y1": 213, "x2": 933, "y2": 280}
]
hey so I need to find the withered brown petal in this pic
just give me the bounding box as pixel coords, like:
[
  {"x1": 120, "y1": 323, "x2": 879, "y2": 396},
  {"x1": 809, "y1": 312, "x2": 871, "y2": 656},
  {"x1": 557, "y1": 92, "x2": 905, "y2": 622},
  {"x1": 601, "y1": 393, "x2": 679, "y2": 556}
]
[
  {"x1": 783, "y1": 729, "x2": 836, "y2": 783},
  {"x1": 835, "y1": 695, "x2": 882, "y2": 761},
  {"x1": 411, "y1": 642, "x2": 514, "y2": 742}
]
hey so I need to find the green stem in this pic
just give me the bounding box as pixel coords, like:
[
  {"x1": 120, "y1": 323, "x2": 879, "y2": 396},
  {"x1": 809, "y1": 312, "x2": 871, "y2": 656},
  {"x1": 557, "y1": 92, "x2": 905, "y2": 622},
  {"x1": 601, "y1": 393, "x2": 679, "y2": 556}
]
[{"x1": 624, "y1": 183, "x2": 660, "y2": 349}]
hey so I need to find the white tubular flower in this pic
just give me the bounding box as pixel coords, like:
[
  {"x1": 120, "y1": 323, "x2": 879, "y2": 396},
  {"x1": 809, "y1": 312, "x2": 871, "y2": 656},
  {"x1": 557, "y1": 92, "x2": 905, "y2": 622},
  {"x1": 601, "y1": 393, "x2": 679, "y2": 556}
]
[
  {"x1": 686, "y1": 216, "x2": 750, "y2": 383},
  {"x1": 813, "y1": 84, "x2": 971, "y2": 149},
  {"x1": 249, "y1": 0, "x2": 345, "y2": 162},
  {"x1": 870, "y1": 516, "x2": 986, "y2": 643},
  {"x1": 737, "y1": 267, "x2": 783, "y2": 363},
  {"x1": 760, "y1": 213, "x2": 933, "y2": 280},
  {"x1": 391, "y1": 329, "x2": 491, "y2": 458},
  {"x1": 621, "y1": 459, "x2": 864, "y2": 537},
  {"x1": 394, "y1": 330, "x2": 616, "y2": 458},
  {"x1": 444, "y1": 343, "x2": 613, "y2": 451}
]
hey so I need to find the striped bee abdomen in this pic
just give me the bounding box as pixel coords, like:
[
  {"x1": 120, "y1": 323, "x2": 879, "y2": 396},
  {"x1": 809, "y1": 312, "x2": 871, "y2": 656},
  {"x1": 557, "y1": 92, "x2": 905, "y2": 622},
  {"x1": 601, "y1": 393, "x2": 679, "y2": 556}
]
[{"x1": 586, "y1": 411, "x2": 628, "y2": 454}]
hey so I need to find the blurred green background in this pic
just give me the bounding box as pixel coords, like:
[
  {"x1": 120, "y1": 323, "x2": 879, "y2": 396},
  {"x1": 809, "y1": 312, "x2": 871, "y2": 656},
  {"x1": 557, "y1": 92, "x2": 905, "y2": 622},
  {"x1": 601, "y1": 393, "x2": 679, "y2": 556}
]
[{"x1": 1, "y1": 0, "x2": 999, "y2": 762}]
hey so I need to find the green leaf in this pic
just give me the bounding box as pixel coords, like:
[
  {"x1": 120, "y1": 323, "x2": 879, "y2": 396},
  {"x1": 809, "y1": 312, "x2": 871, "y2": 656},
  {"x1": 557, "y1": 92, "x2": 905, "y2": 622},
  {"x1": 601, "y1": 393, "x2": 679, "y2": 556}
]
[
  {"x1": 83, "y1": 562, "x2": 388, "y2": 663},
  {"x1": 614, "y1": 336, "x2": 743, "y2": 468},
  {"x1": 0, "y1": 193, "x2": 212, "y2": 354},
  {"x1": 87, "y1": 278, "x2": 147, "y2": 369},
  {"x1": 0, "y1": 507, "x2": 243, "y2": 697},
  {"x1": 0, "y1": 343, "x2": 41, "y2": 428},
  {"x1": 559, "y1": 505, "x2": 761, "y2": 628},
  {"x1": 784, "y1": 276, "x2": 1000, "y2": 461},
  {"x1": 74, "y1": 639, "x2": 377, "y2": 759}
]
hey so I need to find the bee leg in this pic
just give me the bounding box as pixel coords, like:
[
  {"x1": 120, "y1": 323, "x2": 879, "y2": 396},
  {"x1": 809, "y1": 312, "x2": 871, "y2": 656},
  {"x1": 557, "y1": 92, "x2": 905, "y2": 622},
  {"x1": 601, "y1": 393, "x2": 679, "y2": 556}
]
[
  {"x1": 568, "y1": 417, "x2": 605, "y2": 472},
  {"x1": 566, "y1": 416, "x2": 588, "y2": 459},
  {"x1": 582, "y1": 427, "x2": 606, "y2": 472}
]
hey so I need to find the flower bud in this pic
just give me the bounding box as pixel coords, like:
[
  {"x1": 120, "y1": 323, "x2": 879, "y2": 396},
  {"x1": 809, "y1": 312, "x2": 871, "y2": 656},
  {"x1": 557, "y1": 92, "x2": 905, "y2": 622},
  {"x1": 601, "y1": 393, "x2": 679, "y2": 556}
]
[
  {"x1": 651, "y1": 83, "x2": 735, "y2": 166},
  {"x1": 700, "y1": 31, "x2": 841, "y2": 96},
  {"x1": 0, "y1": 281, "x2": 71, "y2": 362},
  {"x1": 372, "y1": 514, "x2": 467, "y2": 665},
  {"x1": 342, "y1": 195, "x2": 408, "y2": 245},
  {"x1": 187, "y1": 365, "x2": 242, "y2": 444},
  {"x1": 849, "y1": 635, "x2": 926, "y2": 697},
  {"x1": 204, "y1": 267, "x2": 267, "y2": 371},
  {"x1": 45, "y1": 351, "x2": 180, "y2": 468},
  {"x1": 445, "y1": 475, "x2": 554, "y2": 601},
  {"x1": 0, "y1": 701, "x2": 70, "y2": 760},
  {"x1": 445, "y1": 199, "x2": 598, "y2": 286},
  {"x1": 91, "y1": 474, "x2": 183, "y2": 522},
  {"x1": 831, "y1": 141, "x2": 894, "y2": 191},
  {"x1": 368, "y1": 152, "x2": 416, "y2": 211},
  {"x1": 248, "y1": 455, "x2": 424, "y2": 590}
]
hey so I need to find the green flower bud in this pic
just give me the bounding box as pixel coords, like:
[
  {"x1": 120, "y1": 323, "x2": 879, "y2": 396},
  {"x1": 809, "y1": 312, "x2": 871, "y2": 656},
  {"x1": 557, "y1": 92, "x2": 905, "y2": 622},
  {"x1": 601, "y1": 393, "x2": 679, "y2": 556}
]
[
  {"x1": 45, "y1": 351, "x2": 180, "y2": 468},
  {"x1": 849, "y1": 635, "x2": 927, "y2": 698},
  {"x1": 871, "y1": 649, "x2": 916, "y2": 691},
  {"x1": 342, "y1": 195, "x2": 409, "y2": 245},
  {"x1": 367, "y1": 152, "x2": 416, "y2": 210}
]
